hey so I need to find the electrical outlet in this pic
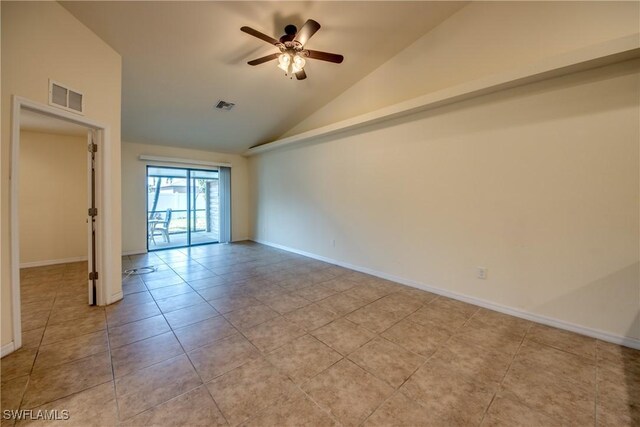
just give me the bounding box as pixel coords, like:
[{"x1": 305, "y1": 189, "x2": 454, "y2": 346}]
[
  {"x1": 332, "y1": 239, "x2": 336, "y2": 248},
  {"x1": 477, "y1": 267, "x2": 487, "y2": 280}
]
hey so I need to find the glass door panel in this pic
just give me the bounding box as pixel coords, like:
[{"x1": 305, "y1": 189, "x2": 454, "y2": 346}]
[
  {"x1": 190, "y1": 169, "x2": 219, "y2": 245},
  {"x1": 147, "y1": 166, "x2": 220, "y2": 251},
  {"x1": 147, "y1": 167, "x2": 188, "y2": 250}
]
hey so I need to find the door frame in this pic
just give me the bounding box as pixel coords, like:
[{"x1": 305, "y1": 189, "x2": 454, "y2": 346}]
[{"x1": 9, "y1": 95, "x2": 113, "y2": 351}]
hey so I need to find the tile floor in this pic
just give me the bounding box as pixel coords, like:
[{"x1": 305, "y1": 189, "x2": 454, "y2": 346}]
[{"x1": 1, "y1": 242, "x2": 638, "y2": 426}]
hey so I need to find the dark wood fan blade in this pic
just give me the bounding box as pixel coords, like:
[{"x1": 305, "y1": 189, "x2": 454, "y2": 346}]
[
  {"x1": 295, "y1": 69, "x2": 307, "y2": 80},
  {"x1": 294, "y1": 19, "x2": 321, "y2": 46},
  {"x1": 306, "y1": 50, "x2": 344, "y2": 64},
  {"x1": 241, "y1": 26, "x2": 279, "y2": 45},
  {"x1": 247, "y1": 53, "x2": 279, "y2": 66}
]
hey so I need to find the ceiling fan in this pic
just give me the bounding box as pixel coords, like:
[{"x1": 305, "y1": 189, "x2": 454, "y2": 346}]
[{"x1": 241, "y1": 19, "x2": 344, "y2": 80}]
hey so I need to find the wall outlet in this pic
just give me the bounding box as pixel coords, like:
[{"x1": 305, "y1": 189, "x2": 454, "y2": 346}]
[
  {"x1": 332, "y1": 239, "x2": 336, "y2": 248},
  {"x1": 477, "y1": 267, "x2": 488, "y2": 280}
]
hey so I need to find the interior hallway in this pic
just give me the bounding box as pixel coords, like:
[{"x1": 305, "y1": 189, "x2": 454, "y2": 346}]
[{"x1": 1, "y1": 242, "x2": 638, "y2": 426}]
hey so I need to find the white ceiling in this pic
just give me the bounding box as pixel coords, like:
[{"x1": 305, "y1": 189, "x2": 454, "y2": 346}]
[
  {"x1": 61, "y1": 1, "x2": 466, "y2": 154},
  {"x1": 20, "y1": 108, "x2": 88, "y2": 137}
]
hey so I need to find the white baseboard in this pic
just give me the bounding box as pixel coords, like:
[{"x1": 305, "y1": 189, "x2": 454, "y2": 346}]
[
  {"x1": 1, "y1": 342, "x2": 16, "y2": 358},
  {"x1": 20, "y1": 256, "x2": 88, "y2": 269},
  {"x1": 122, "y1": 249, "x2": 148, "y2": 256},
  {"x1": 254, "y1": 239, "x2": 640, "y2": 350}
]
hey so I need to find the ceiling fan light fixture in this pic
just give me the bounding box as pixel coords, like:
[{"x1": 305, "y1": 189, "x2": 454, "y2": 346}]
[{"x1": 277, "y1": 52, "x2": 306, "y2": 77}]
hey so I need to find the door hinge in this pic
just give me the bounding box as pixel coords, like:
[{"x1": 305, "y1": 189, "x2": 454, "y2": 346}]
[
  {"x1": 88, "y1": 143, "x2": 97, "y2": 153},
  {"x1": 89, "y1": 272, "x2": 99, "y2": 281},
  {"x1": 88, "y1": 207, "x2": 98, "y2": 216}
]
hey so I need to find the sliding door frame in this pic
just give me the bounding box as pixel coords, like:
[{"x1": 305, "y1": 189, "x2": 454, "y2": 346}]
[{"x1": 145, "y1": 165, "x2": 220, "y2": 251}]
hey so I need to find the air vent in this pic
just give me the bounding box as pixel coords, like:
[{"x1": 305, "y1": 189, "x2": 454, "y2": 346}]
[
  {"x1": 48, "y1": 79, "x2": 84, "y2": 114},
  {"x1": 215, "y1": 100, "x2": 235, "y2": 111}
]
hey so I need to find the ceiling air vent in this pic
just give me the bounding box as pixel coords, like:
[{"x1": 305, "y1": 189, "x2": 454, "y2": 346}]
[
  {"x1": 49, "y1": 79, "x2": 84, "y2": 114},
  {"x1": 215, "y1": 100, "x2": 235, "y2": 111}
]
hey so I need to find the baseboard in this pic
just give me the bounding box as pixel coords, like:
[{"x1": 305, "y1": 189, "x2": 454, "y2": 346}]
[
  {"x1": 1, "y1": 342, "x2": 15, "y2": 358},
  {"x1": 20, "y1": 256, "x2": 88, "y2": 269},
  {"x1": 122, "y1": 249, "x2": 148, "y2": 256},
  {"x1": 233, "y1": 237, "x2": 250, "y2": 242},
  {"x1": 254, "y1": 239, "x2": 640, "y2": 350}
]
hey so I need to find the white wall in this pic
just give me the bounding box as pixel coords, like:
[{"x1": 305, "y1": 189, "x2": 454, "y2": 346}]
[
  {"x1": 121, "y1": 142, "x2": 251, "y2": 254},
  {"x1": 1, "y1": 2, "x2": 122, "y2": 347},
  {"x1": 285, "y1": 1, "x2": 639, "y2": 137},
  {"x1": 19, "y1": 131, "x2": 88, "y2": 266},
  {"x1": 251, "y1": 57, "x2": 640, "y2": 343}
]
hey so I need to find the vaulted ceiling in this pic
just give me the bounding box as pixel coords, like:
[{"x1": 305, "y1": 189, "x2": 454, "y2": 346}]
[{"x1": 61, "y1": 1, "x2": 466, "y2": 153}]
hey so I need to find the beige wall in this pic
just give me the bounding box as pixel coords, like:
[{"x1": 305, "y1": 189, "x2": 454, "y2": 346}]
[
  {"x1": 1, "y1": 2, "x2": 122, "y2": 347},
  {"x1": 285, "y1": 1, "x2": 639, "y2": 137},
  {"x1": 19, "y1": 131, "x2": 88, "y2": 265},
  {"x1": 251, "y1": 58, "x2": 640, "y2": 342},
  {"x1": 121, "y1": 142, "x2": 250, "y2": 254}
]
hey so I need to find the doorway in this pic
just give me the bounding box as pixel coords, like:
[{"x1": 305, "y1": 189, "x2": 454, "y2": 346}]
[
  {"x1": 8, "y1": 96, "x2": 114, "y2": 354},
  {"x1": 147, "y1": 166, "x2": 220, "y2": 250}
]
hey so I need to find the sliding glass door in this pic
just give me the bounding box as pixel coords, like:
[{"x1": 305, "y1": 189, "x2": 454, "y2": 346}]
[{"x1": 147, "y1": 166, "x2": 220, "y2": 251}]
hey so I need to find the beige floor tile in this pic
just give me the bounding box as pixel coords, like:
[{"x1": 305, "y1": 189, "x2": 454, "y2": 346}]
[
  {"x1": 187, "y1": 333, "x2": 261, "y2": 381},
  {"x1": 144, "y1": 276, "x2": 187, "y2": 290},
  {"x1": 317, "y1": 292, "x2": 367, "y2": 316},
  {"x1": 501, "y1": 359, "x2": 595, "y2": 425},
  {"x1": 208, "y1": 294, "x2": 261, "y2": 314},
  {"x1": 40, "y1": 313, "x2": 106, "y2": 347},
  {"x1": 243, "y1": 393, "x2": 337, "y2": 427},
  {"x1": 345, "y1": 304, "x2": 404, "y2": 333},
  {"x1": 368, "y1": 293, "x2": 423, "y2": 317},
  {"x1": 108, "y1": 314, "x2": 171, "y2": 349},
  {"x1": 164, "y1": 302, "x2": 219, "y2": 329},
  {"x1": 109, "y1": 290, "x2": 154, "y2": 307},
  {"x1": 106, "y1": 301, "x2": 161, "y2": 327},
  {"x1": 515, "y1": 340, "x2": 595, "y2": 387},
  {"x1": 451, "y1": 321, "x2": 523, "y2": 356},
  {"x1": 21, "y1": 309, "x2": 51, "y2": 332},
  {"x1": 406, "y1": 304, "x2": 469, "y2": 334},
  {"x1": 267, "y1": 335, "x2": 342, "y2": 384},
  {"x1": 262, "y1": 293, "x2": 311, "y2": 314},
  {"x1": 48, "y1": 306, "x2": 104, "y2": 327},
  {"x1": 244, "y1": 316, "x2": 306, "y2": 353},
  {"x1": 111, "y1": 331, "x2": 184, "y2": 378},
  {"x1": 1, "y1": 348, "x2": 38, "y2": 382},
  {"x1": 156, "y1": 291, "x2": 206, "y2": 313},
  {"x1": 348, "y1": 337, "x2": 424, "y2": 388},
  {"x1": 302, "y1": 359, "x2": 393, "y2": 427},
  {"x1": 123, "y1": 280, "x2": 147, "y2": 295},
  {"x1": 481, "y1": 392, "x2": 562, "y2": 427},
  {"x1": 18, "y1": 382, "x2": 118, "y2": 427},
  {"x1": 320, "y1": 278, "x2": 358, "y2": 293},
  {"x1": 21, "y1": 328, "x2": 45, "y2": 350},
  {"x1": 121, "y1": 386, "x2": 227, "y2": 426},
  {"x1": 173, "y1": 315, "x2": 237, "y2": 352},
  {"x1": 148, "y1": 283, "x2": 195, "y2": 300},
  {"x1": 224, "y1": 304, "x2": 280, "y2": 331},
  {"x1": 32, "y1": 330, "x2": 109, "y2": 373},
  {"x1": 311, "y1": 318, "x2": 375, "y2": 356},
  {"x1": 284, "y1": 304, "x2": 339, "y2": 331},
  {"x1": 597, "y1": 368, "x2": 640, "y2": 426},
  {"x1": 364, "y1": 391, "x2": 444, "y2": 427},
  {"x1": 206, "y1": 358, "x2": 298, "y2": 425},
  {"x1": 21, "y1": 352, "x2": 112, "y2": 409},
  {"x1": 293, "y1": 285, "x2": 337, "y2": 302},
  {"x1": 597, "y1": 340, "x2": 640, "y2": 379},
  {"x1": 466, "y1": 309, "x2": 531, "y2": 338},
  {"x1": 428, "y1": 339, "x2": 513, "y2": 387},
  {"x1": 197, "y1": 284, "x2": 245, "y2": 302},
  {"x1": 115, "y1": 354, "x2": 202, "y2": 421},
  {"x1": 526, "y1": 324, "x2": 597, "y2": 359},
  {"x1": 400, "y1": 363, "x2": 495, "y2": 426},
  {"x1": 1, "y1": 375, "x2": 29, "y2": 413},
  {"x1": 342, "y1": 284, "x2": 389, "y2": 304},
  {"x1": 381, "y1": 318, "x2": 450, "y2": 357}
]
